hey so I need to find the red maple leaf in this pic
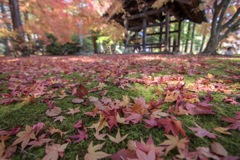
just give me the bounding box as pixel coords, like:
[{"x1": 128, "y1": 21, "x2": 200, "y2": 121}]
[
  {"x1": 160, "y1": 116, "x2": 186, "y2": 137},
  {"x1": 188, "y1": 123, "x2": 216, "y2": 139},
  {"x1": 28, "y1": 134, "x2": 52, "y2": 149},
  {"x1": 69, "y1": 129, "x2": 88, "y2": 143},
  {"x1": 42, "y1": 143, "x2": 68, "y2": 160},
  {"x1": 222, "y1": 112, "x2": 240, "y2": 131},
  {"x1": 76, "y1": 83, "x2": 88, "y2": 98},
  {"x1": 126, "y1": 112, "x2": 143, "y2": 124}
]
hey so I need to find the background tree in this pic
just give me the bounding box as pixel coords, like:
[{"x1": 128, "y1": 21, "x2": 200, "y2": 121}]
[{"x1": 202, "y1": 0, "x2": 240, "y2": 54}]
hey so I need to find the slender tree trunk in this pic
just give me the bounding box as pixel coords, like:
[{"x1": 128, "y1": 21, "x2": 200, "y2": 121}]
[
  {"x1": 92, "y1": 33, "x2": 98, "y2": 54},
  {"x1": 199, "y1": 35, "x2": 206, "y2": 53},
  {"x1": 184, "y1": 22, "x2": 191, "y2": 53},
  {"x1": 9, "y1": 0, "x2": 24, "y2": 37},
  {"x1": 190, "y1": 23, "x2": 196, "y2": 54},
  {"x1": 9, "y1": 0, "x2": 26, "y2": 56},
  {"x1": 1, "y1": 3, "x2": 14, "y2": 56}
]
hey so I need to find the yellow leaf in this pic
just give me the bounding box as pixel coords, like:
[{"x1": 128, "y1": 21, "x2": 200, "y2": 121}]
[{"x1": 214, "y1": 127, "x2": 231, "y2": 135}]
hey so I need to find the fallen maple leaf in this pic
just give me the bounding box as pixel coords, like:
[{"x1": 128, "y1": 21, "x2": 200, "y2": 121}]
[
  {"x1": 116, "y1": 113, "x2": 127, "y2": 124},
  {"x1": 119, "y1": 95, "x2": 130, "y2": 107},
  {"x1": 164, "y1": 90, "x2": 180, "y2": 103},
  {"x1": 185, "y1": 103, "x2": 214, "y2": 115},
  {"x1": 213, "y1": 127, "x2": 231, "y2": 135},
  {"x1": 222, "y1": 112, "x2": 240, "y2": 131},
  {"x1": 53, "y1": 116, "x2": 66, "y2": 123},
  {"x1": 94, "y1": 131, "x2": 106, "y2": 141},
  {"x1": 46, "y1": 106, "x2": 61, "y2": 117},
  {"x1": 76, "y1": 83, "x2": 88, "y2": 98},
  {"x1": 88, "y1": 115, "x2": 109, "y2": 132},
  {"x1": 108, "y1": 129, "x2": 128, "y2": 144},
  {"x1": 135, "y1": 135, "x2": 164, "y2": 156},
  {"x1": 69, "y1": 129, "x2": 88, "y2": 143},
  {"x1": 32, "y1": 122, "x2": 45, "y2": 134},
  {"x1": 129, "y1": 149, "x2": 155, "y2": 160},
  {"x1": 0, "y1": 140, "x2": 5, "y2": 157},
  {"x1": 0, "y1": 125, "x2": 22, "y2": 136},
  {"x1": 66, "y1": 107, "x2": 80, "y2": 115},
  {"x1": 42, "y1": 143, "x2": 68, "y2": 160},
  {"x1": 211, "y1": 142, "x2": 228, "y2": 157},
  {"x1": 48, "y1": 127, "x2": 67, "y2": 137},
  {"x1": 28, "y1": 134, "x2": 52, "y2": 149},
  {"x1": 89, "y1": 96, "x2": 99, "y2": 102},
  {"x1": 126, "y1": 112, "x2": 143, "y2": 124},
  {"x1": 188, "y1": 123, "x2": 216, "y2": 139},
  {"x1": 160, "y1": 134, "x2": 189, "y2": 156},
  {"x1": 84, "y1": 141, "x2": 110, "y2": 160},
  {"x1": 111, "y1": 149, "x2": 137, "y2": 160},
  {"x1": 74, "y1": 120, "x2": 83, "y2": 129},
  {"x1": 2, "y1": 145, "x2": 17, "y2": 159},
  {"x1": 12, "y1": 125, "x2": 36, "y2": 151},
  {"x1": 160, "y1": 116, "x2": 187, "y2": 137},
  {"x1": 72, "y1": 98, "x2": 84, "y2": 104}
]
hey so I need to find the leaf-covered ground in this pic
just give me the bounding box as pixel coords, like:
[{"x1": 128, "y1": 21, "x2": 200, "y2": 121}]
[{"x1": 0, "y1": 54, "x2": 240, "y2": 160}]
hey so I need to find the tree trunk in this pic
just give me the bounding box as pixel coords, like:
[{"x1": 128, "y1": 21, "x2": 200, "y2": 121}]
[
  {"x1": 199, "y1": 35, "x2": 206, "y2": 53},
  {"x1": 92, "y1": 33, "x2": 97, "y2": 54},
  {"x1": 9, "y1": 0, "x2": 26, "y2": 56},
  {"x1": 9, "y1": 0, "x2": 23, "y2": 36},
  {"x1": 203, "y1": 35, "x2": 219, "y2": 54},
  {"x1": 202, "y1": 0, "x2": 240, "y2": 55},
  {"x1": 190, "y1": 23, "x2": 196, "y2": 54},
  {"x1": 184, "y1": 22, "x2": 191, "y2": 53}
]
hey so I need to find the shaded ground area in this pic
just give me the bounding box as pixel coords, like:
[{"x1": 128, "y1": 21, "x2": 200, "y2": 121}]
[{"x1": 0, "y1": 54, "x2": 240, "y2": 159}]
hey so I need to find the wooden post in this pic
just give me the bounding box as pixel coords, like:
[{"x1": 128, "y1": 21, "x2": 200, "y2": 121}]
[
  {"x1": 185, "y1": 21, "x2": 191, "y2": 53},
  {"x1": 142, "y1": 16, "x2": 147, "y2": 52},
  {"x1": 159, "y1": 25, "x2": 163, "y2": 52},
  {"x1": 177, "y1": 20, "x2": 181, "y2": 52},
  {"x1": 165, "y1": 9, "x2": 170, "y2": 53}
]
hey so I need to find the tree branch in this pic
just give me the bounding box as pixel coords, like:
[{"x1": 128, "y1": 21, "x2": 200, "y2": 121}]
[
  {"x1": 217, "y1": 0, "x2": 230, "y2": 27},
  {"x1": 220, "y1": 18, "x2": 240, "y2": 41},
  {"x1": 222, "y1": 8, "x2": 240, "y2": 29}
]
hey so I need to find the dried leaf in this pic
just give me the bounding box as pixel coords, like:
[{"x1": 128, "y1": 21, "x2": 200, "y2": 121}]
[
  {"x1": 66, "y1": 107, "x2": 80, "y2": 115},
  {"x1": 84, "y1": 141, "x2": 110, "y2": 160},
  {"x1": 76, "y1": 84, "x2": 88, "y2": 98},
  {"x1": 108, "y1": 129, "x2": 128, "y2": 144},
  {"x1": 214, "y1": 127, "x2": 231, "y2": 135},
  {"x1": 12, "y1": 125, "x2": 36, "y2": 151},
  {"x1": 188, "y1": 123, "x2": 216, "y2": 139},
  {"x1": 211, "y1": 142, "x2": 228, "y2": 157},
  {"x1": 72, "y1": 98, "x2": 84, "y2": 104},
  {"x1": 46, "y1": 106, "x2": 62, "y2": 117},
  {"x1": 160, "y1": 134, "x2": 189, "y2": 156},
  {"x1": 53, "y1": 116, "x2": 66, "y2": 123},
  {"x1": 42, "y1": 143, "x2": 68, "y2": 160}
]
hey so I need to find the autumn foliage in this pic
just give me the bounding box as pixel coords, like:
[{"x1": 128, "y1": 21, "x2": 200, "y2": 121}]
[{"x1": 0, "y1": 54, "x2": 240, "y2": 159}]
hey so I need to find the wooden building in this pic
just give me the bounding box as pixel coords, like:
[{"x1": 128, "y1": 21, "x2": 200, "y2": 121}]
[{"x1": 105, "y1": 0, "x2": 207, "y2": 53}]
